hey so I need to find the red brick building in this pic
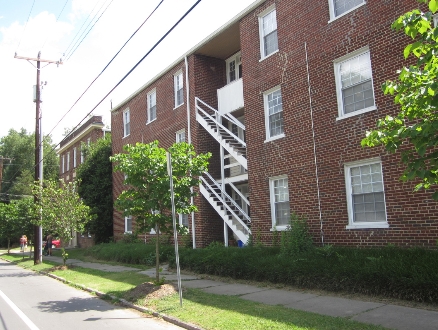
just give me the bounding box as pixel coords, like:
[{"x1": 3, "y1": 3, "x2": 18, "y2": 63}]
[
  {"x1": 58, "y1": 115, "x2": 110, "y2": 248},
  {"x1": 111, "y1": 0, "x2": 438, "y2": 248}
]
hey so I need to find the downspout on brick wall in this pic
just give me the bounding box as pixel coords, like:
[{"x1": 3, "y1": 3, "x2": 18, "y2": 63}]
[
  {"x1": 304, "y1": 42, "x2": 324, "y2": 246},
  {"x1": 185, "y1": 56, "x2": 196, "y2": 249}
]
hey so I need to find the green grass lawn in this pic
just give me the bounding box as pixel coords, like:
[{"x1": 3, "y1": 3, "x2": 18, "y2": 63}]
[{"x1": 0, "y1": 253, "x2": 388, "y2": 330}]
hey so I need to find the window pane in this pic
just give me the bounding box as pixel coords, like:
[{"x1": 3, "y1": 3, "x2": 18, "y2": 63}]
[
  {"x1": 150, "y1": 105, "x2": 156, "y2": 121},
  {"x1": 263, "y1": 10, "x2": 277, "y2": 35},
  {"x1": 262, "y1": 10, "x2": 278, "y2": 57},
  {"x1": 350, "y1": 163, "x2": 386, "y2": 223},
  {"x1": 353, "y1": 192, "x2": 386, "y2": 222},
  {"x1": 264, "y1": 30, "x2": 278, "y2": 57},
  {"x1": 334, "y1": 0, "x2": 365, "y2": 17},
  {"x1": 177, "y1": 89, "x2": 184, "y2": 105},
  {"x1": 269, "y1": 112, "x2": 284, "y2": 137},
  {"x1": 229, "y1": 60, "x2": 236, "y2": 82},
  {"x1": 267, "y1": 89, "x2": 283, "y2": 138},
  {"x1": 275, "y1": 201, "x2": 290, "y2": 226},
  {"x1": 126, "y1": 216, "x2": 132, "y2": 232},
  {"x1": 340, "y1": 52, "x2": 374, "y2": 114}
]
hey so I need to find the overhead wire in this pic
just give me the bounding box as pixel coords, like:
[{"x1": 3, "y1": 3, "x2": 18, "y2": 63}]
[
  {"x1": 40, "y1": 0, "x2": 69, "y2": 50},
  {"x1": 45, "y1": 0, "x2": 165, "y2": 141},
  {"x1": 42, "y1": 0, "x2": 202, "y2": 166},
  {"x1": 15, "y1": 0, "x2": 36, "y2": 53},
  {"x1": 63, "y1": 0, "x2": 102, "y2": 57},
  {"x1": 65, "y1": 0, "x2": 115, "y2": 61},
  {"x1": 62, "y1": 0, "x2": 203, "y2": 132},
  {"x1": 64, "y1": 0, "x2": 110, "y2": 59}
]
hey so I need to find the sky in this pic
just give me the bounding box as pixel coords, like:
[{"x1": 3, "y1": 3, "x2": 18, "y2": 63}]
[{"x1": 0, "y1": 0, "x2": 256, "y2": 145}]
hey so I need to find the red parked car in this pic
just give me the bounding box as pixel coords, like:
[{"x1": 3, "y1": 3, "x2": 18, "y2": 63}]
[{"x1": 43, "y1": 239, "x2": 61, "y2": 248}]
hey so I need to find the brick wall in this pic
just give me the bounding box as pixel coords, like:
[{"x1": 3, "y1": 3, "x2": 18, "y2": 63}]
[
  {"x1": 111, "y1": 0, "x2": 437, "y2": 249},
  {"x1": 240, "y1": 0, "x2": 437, "y2": 247}
]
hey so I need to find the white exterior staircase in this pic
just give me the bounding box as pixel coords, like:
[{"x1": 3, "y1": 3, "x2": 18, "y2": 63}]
[
  {"x1": 200, "y1": 172, "x2": 251, "y2": 244},
  {"x1": 195, "y1": 97, "x2": 247, "y2": 170}
]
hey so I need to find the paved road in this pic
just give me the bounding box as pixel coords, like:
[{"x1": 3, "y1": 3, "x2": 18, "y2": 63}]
[{"x1": 0, "y1": 260, "x2": 182, "y2": 330}]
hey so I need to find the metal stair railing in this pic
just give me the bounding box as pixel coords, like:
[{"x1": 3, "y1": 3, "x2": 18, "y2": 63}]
[
  {"x1": 195, "y1": 97, "x2": 246, "y2": 149},
  {"x1": 200, "y1": 172, "x2": 251, "y2": 233}
]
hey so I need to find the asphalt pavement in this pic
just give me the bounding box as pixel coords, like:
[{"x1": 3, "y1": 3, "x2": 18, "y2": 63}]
[
  {"x1": 0, "y1": 257, "x2": 183, "y2": 330},
  {"x1": 4, "y1": 251, "x2": 438, "y2": 330}
]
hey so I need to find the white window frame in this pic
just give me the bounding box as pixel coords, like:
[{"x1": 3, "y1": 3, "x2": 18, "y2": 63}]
[
  {"x1": 258, "y1": 5, "x2": 279, "y2": 61},
  {"x1": 174, "y1": 70, "x2": 184, "y2": 108},
  {"x1": 344, "y1": 158, "x2": 389, "y2": 229},
  {"x1": 334, "y1": 46, "x2": 376, "y2": 120},
  {"x1": 328, "y1": 0, "x2": 366, "y2": 22},
  {"x1": 226, "y1": 52, "x2": 242, "y2": 84},
  {"x1": 125, "y1": 215, "x2": 132, "y2": 233},
  {"x1": 176, "y1": 129, "x2": 185, "y2": 143},
  {"x1": 73, "y1": 147, "x2": 77, "y2": 168},
  {"x1": 147, "y1": 88, "x2": 157, "y2": 123},
  {"x1": 123, "y1": 108, "x2": 130, "y2": 137},
  {"x1": 66, "y1": 152, "x2": 70, "y2": 171},
  {"x1": 179, "y1": 213, "x2": 189, "y2": 227},
  {"x1": 269, "y1": 175, "x2": 290, "y2": 230},
  {"x1": 264, "y1": 85, "x2": 285, "y2": 142},
  {"x1": 87, "y1": 137, "x2": 91, "y2": 146},
  {"x1": 80, "y1": 145, "x2": 84, "y2": 163}
]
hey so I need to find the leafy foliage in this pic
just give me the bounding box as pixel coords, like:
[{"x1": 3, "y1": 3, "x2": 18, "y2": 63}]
[
  {"x1": 32, "y1": 180, "x2": 92, "y2": 247},
  {"x1": 111, "y1": 141, "x2": 210, "y2": 281},
  {"x1": 76, "y1": 135, "x2": 113, "y2": 244},
  {"x1": 280, "y1": 213, "x2": 314, "y2": 256},
  {"x1": 0, "y1": 128, "x2": 58, "y2": 198},
  {"x1": 85, "y1": 242, "x2": 175, "y2": 266},
  {"x1": 0, "y1": 198, "x2": 34, "y2": 250},
  {"x1": 361, "y1": 0, "x2": 438, "y2": 198},
  {"x1": 171, "y1": 245, "x2": 438, "y2": 303}
]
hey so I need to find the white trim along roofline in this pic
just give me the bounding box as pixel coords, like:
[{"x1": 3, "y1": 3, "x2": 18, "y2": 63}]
[
  {"x1": 110, "y1": 0, "x2": 266, "y2": 114},
  {"x1": 57, "y1": 123, "x2": 105, "y2": 154}
]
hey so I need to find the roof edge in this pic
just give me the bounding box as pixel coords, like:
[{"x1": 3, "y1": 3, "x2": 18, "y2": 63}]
[{"x1": 111, "y1": 0, "x2": 266, "y2": 113}]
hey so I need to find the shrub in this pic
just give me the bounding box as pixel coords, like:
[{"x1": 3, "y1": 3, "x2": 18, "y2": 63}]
[{"x1": 280, "y1": 213, "x2": 314, "y2": 256}]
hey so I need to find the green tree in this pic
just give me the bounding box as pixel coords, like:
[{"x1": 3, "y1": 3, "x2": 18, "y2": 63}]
[
  {"x1": 362, "y1": 0, "x2": 438, "y2": 198},
  {"x1": 0, "y1": 128, "x2": 59, "y2": 198},
  {"x1": 111, "y1": 141, "x2": 210, "y2": 282},
  {"x1": 0, "y1": 202, "x2": 18, "y2": 252},
  {"x1": 32, "y1": 180, "x2": 92, "y2": 264},
  {"x1": 0, "y1": 198, "x2": 34, "y2": 251},
  {"x1": 76, "y1": 135, "x2": 113, "y2": 244}
]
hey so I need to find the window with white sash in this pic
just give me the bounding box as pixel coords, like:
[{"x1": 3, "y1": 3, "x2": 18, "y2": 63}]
[
  {"x1": 259, "y1": 6, "x2": 278, "y2": 59},
  {"x1": 329, "y1": 0, "x2": 365, "y2": 21},
  {"x1": 269, "y1": 175, "x2": 290, "y2": 229},
  {"x1": 344, "y1": 158, "x2": 388, "y2": 229},
  {"x1": 147, "y1": 89, "x2": 157, "y2": 123},
  {"x1": 334, "y1": 47, "x2": 376, "y2": 119},
  {"x1": 123, "y1": 108, "x2": 130, "y2": 137}
]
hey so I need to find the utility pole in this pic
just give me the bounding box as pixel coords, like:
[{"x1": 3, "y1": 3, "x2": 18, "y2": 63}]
[{"x1": 15, "y1": 52, "x2": 62, "y2": 264}]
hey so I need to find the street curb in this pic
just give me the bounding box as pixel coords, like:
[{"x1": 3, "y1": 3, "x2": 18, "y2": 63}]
[{"x1": 0, "y1": 257, "x2": 203, "y2": 330}]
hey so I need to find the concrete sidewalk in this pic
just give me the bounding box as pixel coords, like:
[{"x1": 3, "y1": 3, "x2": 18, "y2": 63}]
[{"x1": 13, "y1": 252, "x2": 438, "y2": 330}]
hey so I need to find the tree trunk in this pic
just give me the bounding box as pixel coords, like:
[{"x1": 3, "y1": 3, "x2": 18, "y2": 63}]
[
  {"x1": 7, "y1": 238, "x2": 10, "y2": 253},
  {"x1": 155, "y1": 223, "x2": 160, "y2": 283}
]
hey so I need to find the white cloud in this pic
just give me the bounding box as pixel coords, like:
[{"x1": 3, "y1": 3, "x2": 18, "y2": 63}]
[{"x1": 1, "y1": 0, "x2": 256, "y2": 144}]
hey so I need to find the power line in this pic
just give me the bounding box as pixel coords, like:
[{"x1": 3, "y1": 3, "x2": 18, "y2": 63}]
[
  {"x1": 20, "y1": 0, "x2": 202, "y2": 182},
  {"x1": 63, "y1": 0, "x2": 102, "y2": 57},
  {"x1": 65, "y1": 0, "x2": 115, "y2": 61},
  {"x1": 15, "y1": 0, "x2": 36, "y2": 52},
  {"x1": 41, "y1": 0, "x2": 70, "y2": 50},
  {"x1": 45, "y1": 0, "x2": 165, "y2": 141}
]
